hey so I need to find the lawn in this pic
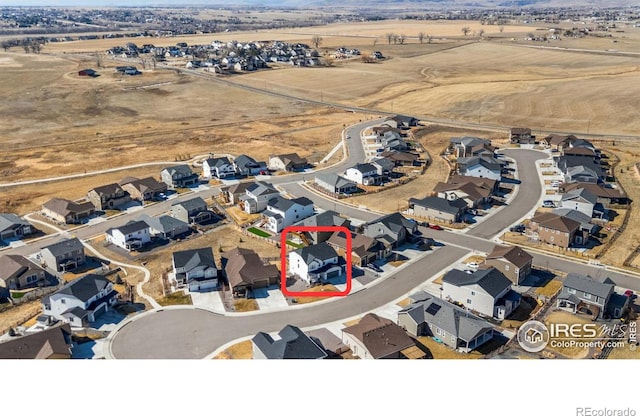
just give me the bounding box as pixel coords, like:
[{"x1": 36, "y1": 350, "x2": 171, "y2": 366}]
[
  {"x1": 234, "y1": 299, "x2": 259, "y2": 312},
  {"x1": 396, "y1": 298, "x2": 411, "y2": 307},
  {"x1": 534, "y1": 279, "x2": 563, "y2": 298},
  {"x1": 248, "y1": 227, "x2": 271, "y2": 238},
  {"x1": 286, "y1": 240, "x2": 304, "y2": 249},
  {"x1": 214, "y1": 340, "x2": 253, "y2": 359},
  {"x1": 157, "y1": 291, "x2": 193, "y2": 307}
]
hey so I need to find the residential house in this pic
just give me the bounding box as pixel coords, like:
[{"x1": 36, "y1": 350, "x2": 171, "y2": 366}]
[
  {"x1": 447, "y1": 175, "x2": 498, "y2": 193},
  {"x1": 380, "y1": 150, "x2": 421, "y2": 167},
  {"x1": 294, "y1": 210, "x2": 351, "y2": 245},
  {"x1": 39, "y1": 238, "x2": 86, "y2": 273},
  {"x1": 442, "y1": 268, "x2": 521, "y2": 320},
  {"x1": 42, "y1": 274, "x2": 117, "y2": 328},
  {"x1": 222, "y1": 247, "x2": 280, "y2": 297},
  {"x1": 529, "y1": 212, "x2": 583, "y2": 247},
  {"x1": 0, "y1": 213, "x2": 33, "y2": 241},
  {"x1": 542, "y1": 134, "x2": 578, "y2": 150},
  {"x1": 171, "y1": 197, "x2": 213, "y2": 224},
  {"x1": 268, "y1": 153, "x2": 309, "y2": 172},
  {"x1": 559, "y1": 188, "x2": 598, "y2": 218},
  {"x1": 553, "y1": 208, "x2": 601, "y2": 236},
  {"x1": 564, "y1": 165, "x2": 601, "y2": 184},
  {"x1": 327, "y1": 231, "x2": 386, "y2": 267},
  {"x1": 0, "y1": 255, "x2": 47, "y2": 290},
  {"x1": 510, "y1": 127, "x2": 535, "y2": 144},
  {"x1": 41, "y1": 198, "x2": 95, "y2": 225},
  {"x1": 457, "y1": 156, "x2": 504, "y2": 181},
  {"x1": 449, "y1": 137, "x2": 494, "y2": 158},
  {"x1": 361, "y1": 212, "x2": 418, "y2": 248},
  {"x1": 408, "y1": 196, "x2": 467, "y2": 224},
  {"x1": 397, "y1": 291, "x2": 495, "y2": 352},
  {"x1": 314, "y1": 173, "x2": 358, "y2": 195},
  {"x1": 252, "y1": 325, "x2": 327, "y2": 359},
  {"x1": 557, "y1": 156, "x2": 605, "y2": 183},
  {"x1": 161, "y1": 165, "x2": 199, "y2": 189},
  {"x1": 378, "y1": 131, "x2": 408, "y2": 152},
  {"x1": 557, "y1": 273, "x2": 629, "y2": 319},
  {"x1": 105, "y1": 220, "x2": 151, "y2": 251},
  {"x1": 343, "y1": 163, "x2": 382, "y2": 186},
  {"x1": 433, "y1": 180, "x2": 493, "y2": 210},
  {"x1": 563, "y1": 146, "x2": 597, "y2": 159},
  {"x1": 221, "y1": 181, "x2": 256, "y2": 204},
  {"x1": 172, "y1": 247, "x2": 218, "y2": 292},
  {"x1": 342, "y1": 313, "x2": 420, "y2": 359},
  {"x1": 0, "y1": 324, "x2": 73, "y2": 359},
  {"x1": 119, "y1": 177, "x2": 167, "y2": 201},
  {"x1": 387, "y1": 115, "x2": 419, "y2": 128},
  {"x1": 263, "y1": 196, "x2": 314, "y2": 233},
  {"x1": 137, "y1": 214, "x2": 190, "y2": 240},
  {"x1": 202, "y1": 156, "x2": 235, "y2": 179},
  {"x1": 240, "y1": 182, "x2": 280, "y2": 214},
  {"x1": 288, "y1": 242, "x2": 345, "y2": 284},
  {"x1": 370, "y1": 157, "x2": 395, "y2": 176},
  {"x1": 372, "y1": 126, "x2": 403, "y2": 138},
  {"x1": 233, "y1": 154, "x2": 267, "y2": 176},
  {"x1": 560, "y1": 182, "x2": 627, "y2": 206},
  {"x1": 87, "y1": 183, "x2": 131, "y2": 211},
  {"x1": 484, "y1": 245, "x2": 533, "y2": 286}
]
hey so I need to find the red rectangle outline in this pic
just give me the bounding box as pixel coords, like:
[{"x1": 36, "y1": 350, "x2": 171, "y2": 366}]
[{"x1": 280, "y1": 225, "x2": 352, "y2": 298}]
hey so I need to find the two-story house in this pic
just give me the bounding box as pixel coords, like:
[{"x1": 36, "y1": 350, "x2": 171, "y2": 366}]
[
  {"x1": 202, "y1": 156, "x2": 235, "y2": 179},
  {"x1": 161, "y1": 165, "x2": 199, "y2": 189},
  {"x1": 408, "y1": 196, "x2": 467, "y2": 224},
  {"x1": 0, "y1": 213, "x2": 33, "y2": 241},
  {"x1": 361, "y1": 212, "x2": 418, "y2": 249},
  {"x1": 39, "y1": 238, "x2": 86, "y2": 273},
  {"x1": 442, "y1": 267, "x2": 521, "y2": 320},
  {"x1": 559, "y1": 188, "x2": 598, "y2": 218},
  {"x1": 456, "y1": 156, "x2": 504, "y2": 181},
  {"x1": 343, "y1": 163, "x2": 382, "y2": 186},
  {"x1": 326, "y1": 231, "x2": 386, "y2": 267},
  {"x1": 557, "y1": 273, "x2": 629, "y2": 319},
  {"x1": 268, "y1": 153, "x2": 309, "y2": 172},
  {"x1": 294, "y1": 210, "x2": 351, "y2": 245},
  {"x1": 510, "y1": 127, "x2": 535, "y2": 144},
  {"x1": 484, "y1": 245, "x2": 533, "y2": 286},
  {"x1": 172, "y1": 247, "x2": 218, "y2": 292},
  {"x1": 42, "y1": 198, "x2": 95, "y2": 224},
  {"x1": 263, "y1": 196, "x2": 314, "y2": 233},
  {"x1": 240, "y1": 182, "x2": 280, "y2": 214},
  {"x1": 222, "y1": 247, "x2": 280, "y2": 298},
  {"x1": 119, "y1": 177, "x2": 167, "y2": 201},
  {"x1": 105, "y1": 220, "x2": 151, "y2": 251},
  {"x1": 233, "y1": 154, "x2": 267, "y2": 176},
  {"x1": 0, "y1": 254, "x2": 47, "y2": 290},
  {"x1": 87, "y1": 183, "x2": 131, "y2": 211},
  {"x1": 342, "y1": 313, "x2": 419, "y2": 359},
  {"x1": 288, "y1": 242, "x2": 345, "y2": 284},
  {"x1": 529, "y1": 212, "x2": 583, "y2": 247},
  {"x1": 171, "y1": 197, "x2": 212, "y2": 224},
  {"x1": 41, "y1": 273, "x2": 117, "y2": 327}
]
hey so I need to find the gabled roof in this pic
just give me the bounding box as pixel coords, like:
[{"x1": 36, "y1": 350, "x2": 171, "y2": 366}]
[
  {"x1": 379, "y1": 151, "x2": 419, "y2": 163},
  {"x1": 107, "y1": 220, "x2": 148, "y2": 236},
  {"x1": 564, "y1": 146, "x2": 595, "y2": 157},
  {"x1": 327, "y1": 231, "x2": 382, "y2": 258},
  {"x1": 450, "y1": 136, "x2": 488, "y2": 148},
  {"x1": 348, "y1": 163, "x2": 377, "y2": 174},
  {"x1": 292, "y1": 242, "x2": 339, "y2": 264},
  {"x1": 0, "y1": 323, "x2": 73, "y2": 359},
  {"x1": 88, "y1": 183, "x2": 124, "y2": 196},
  {"x1": 252, "y1": 325, "x2": 327, "y2": 359},
  {"x1": 544, "y1": 134, "x2": 578, "y2": 146},
  {"x1": 272, "y1": 153, "x2": 307, "y2": 166},
  {"x1": 366, "y1": 212, "x2": 416, "y2": 234},
  {"x1": 486, "y1": 245, "x2": 532, "y2": 269},
  {"x1": 552, "y1": 209, "x2": 598, "y2": 233},
  {"x1": 0, "y1": 255, "x2": 44, "y2": 283},
  {"x1": 138, "y1": 214, "x2": 189, "y2": 233},
  {"x1": 447, "y1": 175, "x2": 497, "y2": 190},
  {"x1": 561, "y1": 188, "x2": 598, "y2": 205},
  {"x1": 558, "y1": 156, "x2": 603, "y2": 177},
  {"x1": 409, "y1": 196, "x2": 467, "y2": 214},
  {"x1": 342, "y1": 313, "x2": 415, "y2": 359},
  {"x1": 234, "y1": 154, "x2": 264, "y2": 169},
  {"x1": 443, "y1": 268, "x2": 512, "y2": 298},
  {"x1": 172, "y1": 247, "x2": 216, "y2": 271},
  {"x1": 268, "y1": 196, "x2": 313, "y2": 212},
  {"x1": 315, "y1": 173, "x2": 357, "y2": 189},
  {"x1": 55, "y1": 274, "x2": 111, "y2": 303},
  {"x1": 371, "y1": 157, "x2": 396, "y2": 170},
  {"x1": 42, "y1": 198, "x2": 94, "y2": 216},
  {"x1": 295, "y1": 210, "x2": 349, "y2": 229},
  {"x1": 510, "y1": 127, "x2": 531, "y2": 135},
  {"x1": 172, "y1": 196, "x2": 207, "y2": 212},
  {"x1": 246, "y1": 182, "x2": 279, "y2": 197},
  {"x1": 531, "y1": 212, "x2": 580, "y2": 233},
  {"x1": 0, "y1": 213, "x2": 30, "y2": 232},
  {"x1": 163, "y1": 164, "x2": 195, "y2": 176},
  {"x1": 561, "y1": 182, "x2": 625, "y2": 199},
  {"x1": 204, "y1": 156, "x2": 232, "y2": 168},
  {"x1": 399, "y1": 292, "x2": 494, "y2": 342},
  {"x1": 457, "y1": 156, "x2": 504, "y2": 172},
  {"x1": 222, "y1": 247, "x2": 279, "y2": 288},
  {"x1": 433, "y1": 181, "x2": 491, "y2": 201},
  {"x1": 121, "y1": 177, "x2": 167, "y2": 193},
  {"x1": 224, "y1": 181, "x2": 255, "y2": 195},
  {"x1": 41, "y1": 238, "x2": 84, "y2": 257},
  {"x1": 564, "y1": 273, "x2": 613, "y2": 299}
]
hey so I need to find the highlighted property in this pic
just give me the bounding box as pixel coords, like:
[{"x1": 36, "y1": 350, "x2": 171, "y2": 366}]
[{"x1": 281, "y1": 225, "x2": 352, "y2": 298}]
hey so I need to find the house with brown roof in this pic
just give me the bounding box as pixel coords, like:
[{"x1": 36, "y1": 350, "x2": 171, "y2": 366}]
[
  {"x1": 327, "y1": 231, "x2": 386, "y2": 267},
  {"x1": 380, "y1": 150, "x2": 422, "y2": 166},
  {"x1": 120, "y1": 176, "x2": 168, "y2": 201},
  {"x1": 542, "y1": 134, "x2": 578, "y2": 149},
  {"x1": 529, "y1": 212, "x2": 583, "y2": 248},
  {"x1": 0, "y1": 254, "x2": 47, "y2": 290},
  {"x1": 560, "y1": 182, "x2": 627, "y2": 206},
  {"x1": 484, "y1": 245, "x2": 533, "y2": 285},
  {"x1": 87, "y1": 183, "x2": 131, "y2": 211},
  {"x1": 268, "y1": 153, "x2": 309, "y2": 172},
  {"x1": 341, "y1": 313, "x2": 421, "y2": 359},
  {"x1": 0, "y1": 323, "x2": 73, "y2": 359},
  {"x1": 221, "y1": 181, "x2": 256, "y2": 205},
  {"x1": 510, "y1": 127, "x2": 535, "y2": 144},
  {"x1": 222, "y1": 248, "x2": 280, "y2": 297},
  {"x1": 447, "y1": 175, "x2": 498, "y2": 192},
  {"x1": 433, "y1": 180, "x2": 493, "y2": 209},
  {"x1": 42, "y1": 198, "x2": 95, "y2": 224}
]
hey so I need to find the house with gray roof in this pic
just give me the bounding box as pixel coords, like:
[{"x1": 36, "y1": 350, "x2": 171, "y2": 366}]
[
  {"x1": 39, "y1": 238, "x2": 85, "y2": 273},
  {"x1": 342, "y1": 313, "x2": 420, "y2": 359},
  {"x1": 552, "y1": 208, "x2": 600, "y2": 236},
  {"x1": 457, "y1": 156, "x2": 504, "y2": 181},
  {"x1": 289, "y1": 242, "x2": 345, "y2": 284},
  {"x1": 361, "y1": 212, "x2": 418, "y2": 248},
  {"x1": 0, "y1": 254, "x2": 47, "y2": 290},
  {"x1": 240, "y1": 182, "x2": 280, "y2": 214},
  {"x1": 263, "y1": 196, "x2": 314, "y2": 233},
  {"x1": 42, "y1": 198, "x2": 96, "y2": 224},
  {"x1": 222, "y1": 181, "x2": 256, "y2": 205},
  {"x1": 161, "y1": 164, "x2": 199, "y2": 189},
  {"x1": 558, "y1": 156, "x2": 605, "y2": 183},
  {"x1": 0, "y1": 323, "x2": 73, "y2": 359},
  {"x1": 294, "y1": 210, "x2": 350, "y2": 245},
  {"x1": 172, "y1": 247, "x2": 218, "y2": 292},
  {"x1": 408, "y1": 196, "x2": 467, "y2": 223},
  {"x1": 202, "y1": 156, "x2": 235, "y2": 179},
  {"x1": 105, "y1": 220, "x2": 151, "y2": 251},
  {"x1": 171, "y1": 197, "x2": 213, "y2": 224},
  {"x1": 233, "y1": 154, "x2": 267, "y2": 176},
  {"x1": 442, "y1": 267, "x2": 521, "y2": 320},
  {"x1": 222, "y1": 247, "x2": 280, "y2": 297},
  {"x1": 42, "y1": 274, "x2": 117, "y2": 328},
  {"x1": 397, "y1": 291, "x2": 495, "y2": 352},
  {"x1": 557, "y1": 273, "x2": 628, "y2": 319},
  {"x1": 449, "y1": 137, "x2": 494, "y2": 158},
  {"x1": 314, "y1": 173, "x2": 357, "y2": 195},
  {"x1": 252, "y1": 325, "x2": 327, "y2": 359},
  {"x1": 138, "y1": 214, "x2": 190, "y2": 240},
  {"x1": 559, "y1": 188, "x2": 598, "y2": 217},
  {"x1": 87, "y1": 183, "x2": 131, "y2": 211},
  {"x1": 0, "y1": 213, "x2": 33, "y2": 241},
  {"x1": 343, "y1": 163, "x2": 382, "y2": 186}
]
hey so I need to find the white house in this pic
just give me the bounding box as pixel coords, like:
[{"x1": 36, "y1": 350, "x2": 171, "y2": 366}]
[
  {"x1": 288, "y1": 242, "x2": 345, "y2": 284},
  {"x1": 457, "y1": 156, "x2": 503, "y2": 181},
  {"x1": 343, "y1": 163, "x2": 381, "y2": 186},
  {"x1": 239, "y1": 183, "x2": 280, "y2": 214},
  {"x1": 105, "y1": 220, "x2": 151, "y2": 251},
  {"x1": 263, "y1": 196, "x2": 314, "y2": 233},
  {"x1": 441, "y1": 267, "x2": 520, "y2": 320},
  {"x1": 41, "y1": 274, "x2": 117, "y2": 328},
  {"x1": 559, "y1": 188, "x2": 597, "y2": 218},
  {"x1": 202, "y1": 156, "x2": 235, "y2": 179},
  {"x1": 172, "y1": 247, "x2": 218, "y2": 292}
]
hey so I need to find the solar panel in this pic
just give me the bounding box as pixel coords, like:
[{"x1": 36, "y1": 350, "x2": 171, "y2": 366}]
[{"x1": 426, "y1": 303, "x2": 441, "y2": 316}]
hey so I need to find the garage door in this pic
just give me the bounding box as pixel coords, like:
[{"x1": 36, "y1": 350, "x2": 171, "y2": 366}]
[
  {"x1": 326, "y1": 270, "x2": 341, "y2": 279},
  {"x1": 253, "y1": 279, "x2": 269, "y2": 289}
]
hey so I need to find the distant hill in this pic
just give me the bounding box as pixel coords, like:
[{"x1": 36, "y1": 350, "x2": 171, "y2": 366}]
[{"x1": 221, "y1": 0, "x2": 640, "y2": 7}]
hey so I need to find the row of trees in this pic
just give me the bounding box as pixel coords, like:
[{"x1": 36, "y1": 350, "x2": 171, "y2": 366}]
[
  {"x1": 1, "y1": 38, "x2": 45, "y2": 53},
  {"x1": 385, "y1": 32, "x2": 433, "y2": 45}
]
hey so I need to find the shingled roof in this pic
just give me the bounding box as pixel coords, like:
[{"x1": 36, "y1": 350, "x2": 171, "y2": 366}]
[
  {"x1": 0, "y1": 324, "x2": 73, "y2": 359},
  {"x1": 252, "y1": 325, "x2": 327, "y2": 359},
  {"x1": 486, "y1": 245, "x2": 533, "y2": 269},
  {"x1": 342, "y1": 313, "x2": 415, "y2": 359}
]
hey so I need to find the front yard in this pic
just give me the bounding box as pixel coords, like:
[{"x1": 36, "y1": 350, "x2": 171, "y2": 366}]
[
  {"x1": 294, "y1": 284, "x2": 339, "y2": 304},
  {"x1": 157, "y1": 291, "x2": 193, "y2": 306},
  {"x1": 213, "y1": 340, "x2": 253, "y2": 359}
]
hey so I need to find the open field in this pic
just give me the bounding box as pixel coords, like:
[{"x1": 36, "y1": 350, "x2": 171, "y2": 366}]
[{"x1": 543, "y1": 310, "x2": 593, "y2": 359}]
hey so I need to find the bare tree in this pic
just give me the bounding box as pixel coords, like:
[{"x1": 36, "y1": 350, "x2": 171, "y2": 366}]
[
  {"x1": 418, "y1": 31, "x2": 426, "y2": 44},
  {"x1": 392, "y1": 34, "x2": 399, "y2": 44},
  {"x1": 478, "y1": 28, "x2": 485, "y2": 37},
  {"x1": 372, "y1": 38, "x2": 378, "y2": 46},
  {"x1": 427, "y1": 34, "x2": 433, "y2": 44},
  {"x1": 499, "y1": 25, "x2": 505, "y2": 33},
  {"x1": 386, "y1": 32, "x2": 395, "y2": 45},
  {"x1": 461, "y1": 26, "x2": 471, "y2": 36},
  {"x1": 311, "y1": 34, "x2": 323, "y2": 49},
  {"x1": 398, "y1": 34, "x2": 406, "y2": 45},
  {"x1": 94, "y1": 52, "x2": 103, "y2": 68}
]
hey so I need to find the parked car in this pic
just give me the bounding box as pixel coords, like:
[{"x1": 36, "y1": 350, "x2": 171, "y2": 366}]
[
  {"x1": 542, "y1": 200, "x2": 556, "y2": 208},
  {"x1": 429, "y1": 224, "x2": 443, "y2": 230},
  {"x1": 550, "y1": 181, "x2": 561, "y2": 188},
  {"x1": 259, "y1": 170, "x2": 271, "y2": 176},
  {"x1": 367, "y1": 263, "x2": 383, "y2": 273},
  {"x1": 418, "y1": 221, "x2": 430, "y2": 227},
  {"x1": 466, "y1": 262, "x2": 480, "y2": 271},
  {"x1": 625, "y1": 290, "x2": 634, "y2": 298},
  {"x1": 510, "y1": 224, "x2": 525, "y2": 233}
]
